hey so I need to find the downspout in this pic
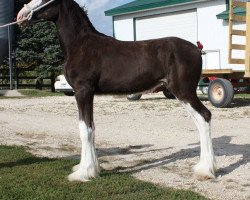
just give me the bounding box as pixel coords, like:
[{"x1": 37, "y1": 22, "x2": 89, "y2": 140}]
[
  {"x1": 133, "y1": 18, "x2": 136, "y2": 41},
  {"x1": 112, "y1": 16, "x2": 115, "y2": 38},
  {"x1": 226, "y1": 0, "x2": 229, "y2": 10}
]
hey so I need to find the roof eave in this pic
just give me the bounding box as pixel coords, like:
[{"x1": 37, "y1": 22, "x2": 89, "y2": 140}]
[
  {"x1": 216, "y1": 10, "x2": 246, "y2": 20},
  {"x1": 105, "y1": 0, "x2": 210, "y2": 16}
]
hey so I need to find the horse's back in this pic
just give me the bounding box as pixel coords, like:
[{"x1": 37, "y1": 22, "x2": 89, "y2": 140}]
[{"x1": 73, "y1": 34, "x2": 202, "y2": 94}]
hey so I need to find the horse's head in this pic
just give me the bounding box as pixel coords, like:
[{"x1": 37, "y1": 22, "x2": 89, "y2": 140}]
[{"x1": 17, "y1": 0, "x2": 60, "y2": 24}]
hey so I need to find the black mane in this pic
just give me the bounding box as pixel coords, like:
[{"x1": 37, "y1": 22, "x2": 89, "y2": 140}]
[{"x1": 62, "y1": 0, "x2": 105, "y2": 36}]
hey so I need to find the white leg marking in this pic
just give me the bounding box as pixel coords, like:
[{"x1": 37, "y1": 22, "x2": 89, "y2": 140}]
[
  {"x1": 68, "y1": 121, "x2": 100, "y2": 182},
  {"x1": 183, "y1": 103, "x2": 217, "y2": 179},
  {"x1": 72, "y1": 164, "x2": 80, "y2": 172}
]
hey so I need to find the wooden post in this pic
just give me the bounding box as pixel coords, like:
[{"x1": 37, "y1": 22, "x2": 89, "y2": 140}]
[
  {"x1": 8, "y1": 26, "x2": 13, "y2": 90},
  {"x1": 228, "y1": 0, "x2": 233, "y2": 64},
  {"x1": 229, "y1": 0, "x2": 247, "y2": 65},
  {"x1": 15, "y1": 67, "x2": 19, "y2": 89},
  {"x1": 245, "y1": 2, "x2": 250, "y2": 77},
  {"x1": 50, "y1": 70, "x2": 55, "y2": 92}
]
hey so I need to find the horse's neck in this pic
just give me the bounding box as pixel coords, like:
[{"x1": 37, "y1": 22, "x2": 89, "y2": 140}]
[
  {"x1": 57, "y1": 2, "x2": 101, "y2": 57},
  {"x1": 56, "y1": 16, "x2": 82, "y2": 55}
]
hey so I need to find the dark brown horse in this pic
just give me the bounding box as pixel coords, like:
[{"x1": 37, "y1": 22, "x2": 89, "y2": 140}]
[{"x1": 17, "y1": 0, "x2": 217, "y2": 182}]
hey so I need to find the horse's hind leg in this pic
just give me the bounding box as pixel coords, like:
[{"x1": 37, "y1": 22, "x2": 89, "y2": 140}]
[
  {"x1": 68, "y1": 87, "x2": 100, "y2": 182},
  {"x1": 180, "y1": 94, "x2": 217, "y2": 179}
]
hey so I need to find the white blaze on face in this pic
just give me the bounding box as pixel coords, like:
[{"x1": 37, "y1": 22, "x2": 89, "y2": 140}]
[{"x1": 17, "y1": 0, "x2": 44, "y2": 22}]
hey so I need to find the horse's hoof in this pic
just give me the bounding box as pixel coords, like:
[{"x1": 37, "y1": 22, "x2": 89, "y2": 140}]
[
  {"x1": 72, "y1": 164, "x2": 80, "y2": 172},
  {"x1": 68, "y1": 171, "x2": 90, "y2": 182},
  {"x1": 68, "y1": 165, "x2": 99, "y2": 182},
  {"x1": 194, "y1": 162, "x2": 216, "y2": 180}
]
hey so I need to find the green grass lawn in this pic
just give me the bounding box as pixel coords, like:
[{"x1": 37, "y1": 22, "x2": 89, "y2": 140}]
[
  {"x1": 197, "y1": 93, "x2": 250, "y2": 102},
  {"x1": 234, "y1": 93, "x2": 250, "y2": 99},
  {"x1": 0, "y1": 89, "x2": 64, "y2": 99},
  {"x1": 18, "y1": 89, "x2": 64, "y2": 97},
  {"x1": 0, "y1": 88, "x2": 249, "y2": 100},
  {"x1": 0, "y1": 145, "x2": 208, "y2": 200}
]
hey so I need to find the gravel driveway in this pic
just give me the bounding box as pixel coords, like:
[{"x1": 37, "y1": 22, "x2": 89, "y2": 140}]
[{"x1": 0, "y1": 94, "x2": 249, "y2": 200}]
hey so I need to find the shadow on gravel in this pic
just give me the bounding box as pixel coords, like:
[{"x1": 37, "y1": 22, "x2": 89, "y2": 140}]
[
  {"x1": 230, "y1": 99, "x2": 250, "y2": 108},
  {"x1": 198, "y1": 96, "x2": 250, "y2": 108},
  {"x1": 97, "y1": 144, "x2": 154, "y2": 157},
  {"x1": 94, "y1": 136, "x2": 249, "y2": 178},
  {"x1": 213, "y1": 136, "x2": 249, "y2": 176},
  {"x1": 2, "y1": 136, "x2": 248, "y2": 179},
  {"x1": 129, "y1": 95, "x2": 250, "y2": 108},
  {"x1": 0, "y1": 90, "x2": 7, "y2": 96}
]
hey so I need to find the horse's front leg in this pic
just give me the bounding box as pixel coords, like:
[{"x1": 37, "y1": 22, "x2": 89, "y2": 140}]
[{"x1": 68, "y1": 88, "x2": 100, "y2": 182}]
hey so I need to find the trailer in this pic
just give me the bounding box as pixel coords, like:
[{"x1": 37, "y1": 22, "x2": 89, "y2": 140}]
[
  {"x1": 201, "y1": 0, "x2": 250, "y2": 108},
  {"x1": 125, "y1": 0, "x2": 250, "y2": 107}
]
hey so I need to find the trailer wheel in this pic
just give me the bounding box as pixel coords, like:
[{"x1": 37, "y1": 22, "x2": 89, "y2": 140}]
[
  {"x1": 127, "y1": 94, "x2": 142, "y2": 101},
  {"x1": 208, "y1": 78, "x2": 234, "y2": 108}
]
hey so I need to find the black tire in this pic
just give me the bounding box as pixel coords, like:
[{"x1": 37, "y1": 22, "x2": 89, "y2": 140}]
[
  {"x1": 163, "y1": 89, "x2": 175, "y2": 99},
  {"x1": 208, "y1": 78, "x2": 234, "y2": 108},
  {"x1": 64, "y1": 92, "x2": 74, "y2": 96},
  {"x1": 127, "y1": 94, "x2": 142, "y2": 101}
]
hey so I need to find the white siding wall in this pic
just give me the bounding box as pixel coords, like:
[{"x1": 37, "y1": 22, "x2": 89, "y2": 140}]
[
  {"x1": 197, "y1": 1, "x2": 226, "y2": 70},
  {"x1": 197, "y1": 0, "x2": 245, "y2": 70},
  {"x1": 113, "y1": 0, "x2": 246, "y2": 71},
  {"x1": 135, "y1": 10, "x2": 198, "y2": 44},
  {"x1": 114, "y1": 16, "x2": 134, "y2": 41}
]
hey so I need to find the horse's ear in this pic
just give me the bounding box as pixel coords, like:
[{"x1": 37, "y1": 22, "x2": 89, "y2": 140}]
[{"x1": 81, "y1": 5, "x2": 88, "y2": 13}]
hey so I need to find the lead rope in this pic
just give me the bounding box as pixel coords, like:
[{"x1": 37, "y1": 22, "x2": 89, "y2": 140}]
[
  {"x1": 0, "y1": 0, "x2": 57, "y2": 29},
  {"x1": 0, "y1": 19, "x2": 27, "y2": 28}
]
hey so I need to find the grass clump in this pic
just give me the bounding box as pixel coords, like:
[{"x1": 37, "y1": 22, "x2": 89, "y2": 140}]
[
  {"x1": 234, "y1": 93, "x2": 250, "y2": 99},
  {"x1": 18, "y1": 89, "x2": 64, "y2": 97},
  {"x1": 0, "y1": 145, "x2": 208, "y2": 200}
]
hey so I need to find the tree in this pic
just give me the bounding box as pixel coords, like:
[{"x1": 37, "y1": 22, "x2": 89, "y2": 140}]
[
  {"x1": 1, "y1": 1, "x2": 86, "y2": 90},
  {"x1": 14, "y1": 21, "x2": 63, "y2": 78},
  {"x1": 2, "y1": 0, "x2": 65, "y2": 91}
]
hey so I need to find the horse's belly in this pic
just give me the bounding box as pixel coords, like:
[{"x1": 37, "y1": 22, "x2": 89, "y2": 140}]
[{"x1": 98, "y1": 72, "x2": 161, "y2": 94}]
